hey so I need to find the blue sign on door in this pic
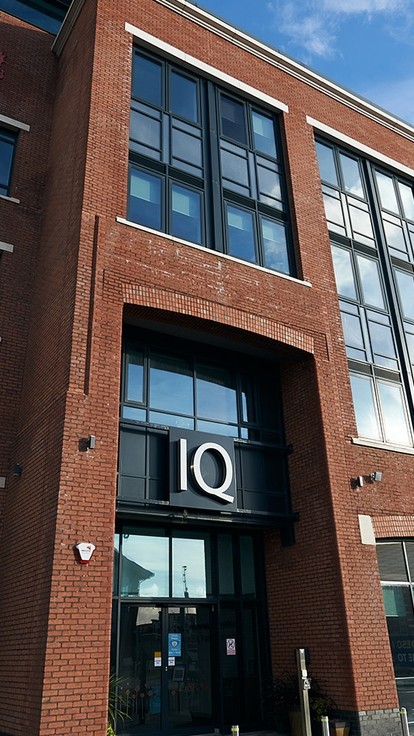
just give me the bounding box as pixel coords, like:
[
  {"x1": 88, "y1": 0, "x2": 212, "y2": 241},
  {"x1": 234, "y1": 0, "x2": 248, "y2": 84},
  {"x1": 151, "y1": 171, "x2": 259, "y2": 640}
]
[{"x1": 168, "y1": 633, "x2": 182, "y2": 657}]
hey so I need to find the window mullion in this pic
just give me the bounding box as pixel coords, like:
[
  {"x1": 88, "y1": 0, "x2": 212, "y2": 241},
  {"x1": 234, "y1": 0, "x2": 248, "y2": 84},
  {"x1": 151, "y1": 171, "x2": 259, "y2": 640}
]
[{"x1": 207, "y1": 81, "x2": 224, "y2": 253}]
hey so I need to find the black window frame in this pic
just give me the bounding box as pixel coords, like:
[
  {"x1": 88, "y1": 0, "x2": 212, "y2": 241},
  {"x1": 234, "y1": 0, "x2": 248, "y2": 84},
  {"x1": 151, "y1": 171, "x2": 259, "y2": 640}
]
[
  {"x1": 316, "y1": 137, "x2": 414, "y2": 448},
  {"x1": 128, "y1": 47, "x2": 295, "y2": 277}
]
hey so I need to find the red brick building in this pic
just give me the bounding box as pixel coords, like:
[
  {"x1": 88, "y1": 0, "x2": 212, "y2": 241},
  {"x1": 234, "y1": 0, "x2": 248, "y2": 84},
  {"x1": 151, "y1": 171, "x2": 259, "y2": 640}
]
[{"x1": 1, "y1": 1, "x2": 414, "y2": 735}]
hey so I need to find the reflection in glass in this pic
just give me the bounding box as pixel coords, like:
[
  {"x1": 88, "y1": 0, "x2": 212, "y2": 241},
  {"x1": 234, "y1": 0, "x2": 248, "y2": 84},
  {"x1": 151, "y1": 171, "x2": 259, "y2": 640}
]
[
  {"x1": 396, "y1": 270, "x2": 414, "y2": 320},
  {"x1": 121, "y1": 534, "x2": 168, "y2": 597},
  {"x1": 316, "y1": 142, "x2": 338, "y2": 186},
  {"x1": 172, "y1": 128, "x2": 202, "y2": 171},
  {"x1": 0, "y1": 130, "x2": 16, "y2": 195},
  {"x1": 257, "y1": 163, "x2": 282, "y2": 205},
  {"x1": 241, "y1": 375, "x2": 256, "y2": 424},
  {"x1": 252, "y1": 111, "x2": 277, "y2": 157},
  {"x1": 399, "y1": 181, "x2": 414, "y2": 221},
  {"x1": 341, "y1": 309, "x2": 365, "y2": 355},
  {"x1": 376, "y1": 170, "x2": 399, "y2": 213},
  {"x1": 356, "y1": 255, "x2": 384, "y2": 308},
  {"x1": 171, "y1": 71, "x2": 198, "y2": 122},
  {"x1": 132, "y1": 53, "x2": 162, "y2": 106},
  {"x1": 323, "y1": 191, "x2": 345, "y2": 232},
  {"x1": 369, "y1": 319, "x2": 397, "y2": 368},
  {"x1": 171, "y1": 184, "x2": 202, "y2": 244},
  {"x1": 126, "y1": 349, "x2": 144, "y2": 403},
  {"x1": 349, "y1": 202, "x2": 374, "y2": 242},
  {"x1": 197, "y1": 420, "x2": 238, "y2": 437},
  {"x1": 350, "y1": 374, "x2": 381, "y2": 440},
  {"x1": 150, "y1": 353, "x2": 193, "y2": 415},
  {"x1": 384, "y1": 218, "x2": 407, "y2": 255},
  {"x1": 261, "y1": 218, "x2": 289, "y2": 273},
  {"x1": 221, "y1": 146, "x2": 250, "y2": 193},
  {"x1": 196, "y1": 363, "x2": 237, "y2": 423},
  {"x1": 149, "y1": 412, "x2": 193, "y2": 429},
  {"x1": 226, "y1": 205, "x2": 256, "y2": 263},
  {"x1": 172, "y1": 537, "x2": 207, "y2": 597},
  {"x1": 128, "y1": 168, "x2": 162, "y2": 230},
  {"x1": 130, "y1": 109, "x2": 161, "y2": 153},
  {"x1": 332, "y1": 246, "x2": 357, "y2": 299},
  {"x1": 378, "y1": 381, "x2": 411, "y2": 446},
  {"x1": 220, "y1": 95, "x2": 247, "y2": 144},
  {"x1": 340, "y1": 153, "x2": 363, "y2": 197}
]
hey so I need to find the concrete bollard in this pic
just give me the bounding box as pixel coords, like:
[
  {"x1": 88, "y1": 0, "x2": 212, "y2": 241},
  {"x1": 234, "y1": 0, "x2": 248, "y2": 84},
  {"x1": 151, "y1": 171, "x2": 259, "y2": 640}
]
[{"x1": 321, "y1": 715, "x2": 330, "y2": 736}]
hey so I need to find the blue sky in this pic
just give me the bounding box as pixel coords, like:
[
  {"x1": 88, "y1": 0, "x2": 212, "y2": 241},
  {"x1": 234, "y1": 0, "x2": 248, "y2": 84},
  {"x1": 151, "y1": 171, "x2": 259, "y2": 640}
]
[{"x1": 195, "y1": 0, "x2": 414, "y2": 125}]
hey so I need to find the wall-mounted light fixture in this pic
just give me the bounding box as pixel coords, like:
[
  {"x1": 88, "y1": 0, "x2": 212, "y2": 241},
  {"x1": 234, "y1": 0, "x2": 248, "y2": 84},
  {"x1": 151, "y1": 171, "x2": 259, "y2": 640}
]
[{"x1": 354, "y1": 471, "x2": 383, "y2": 488}]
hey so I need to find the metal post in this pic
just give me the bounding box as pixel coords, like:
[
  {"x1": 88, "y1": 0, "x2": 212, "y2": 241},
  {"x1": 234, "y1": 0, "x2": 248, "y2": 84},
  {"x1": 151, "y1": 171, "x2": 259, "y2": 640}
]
[
  {"x1": 400, "y1": 707, "x2": 410, "y2": 736},
  {"x1": 321, "y1": 715, "x2": 330, "y2": 736},
  {"x1": 295, "y1": 648, "x2": 313, "y2": 736},
  {"x1": 231, "y1": 726, "x2": 240, "y2": 736}
]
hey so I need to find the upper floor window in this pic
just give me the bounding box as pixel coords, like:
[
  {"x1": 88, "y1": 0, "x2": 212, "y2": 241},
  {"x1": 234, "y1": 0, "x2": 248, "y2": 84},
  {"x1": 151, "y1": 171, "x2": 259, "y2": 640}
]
[
  {"x1": 0, "y1": 0, "x2": 70, "y2": 34},
  {"x1": 0, "y1": 127, "x2": 17, "y2": 197},
  {"x1": 316, "y1": 139, "x2": 414, "y2": 447},
  {"x1": 128, "y1": 49, "x2": 295, "y2": 277}
]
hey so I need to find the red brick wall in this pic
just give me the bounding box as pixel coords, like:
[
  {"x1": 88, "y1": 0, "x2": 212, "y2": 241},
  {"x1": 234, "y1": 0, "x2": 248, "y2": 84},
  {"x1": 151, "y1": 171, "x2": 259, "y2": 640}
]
[{"x1": 1, "y1": 0, "x2": 414, "y2": 733}]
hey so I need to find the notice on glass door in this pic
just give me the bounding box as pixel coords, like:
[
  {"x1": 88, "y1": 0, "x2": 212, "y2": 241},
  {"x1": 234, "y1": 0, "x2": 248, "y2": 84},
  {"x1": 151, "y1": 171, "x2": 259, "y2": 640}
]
[
  {"x1": 168, "y1": 632, "x2": 182, "y2": 657},
  {"x1": 226, "y1": 638, "x2": 236, "y2": 655},
  {"x1": 154, "y1": 651, "x2": 162, "y2": 667}
]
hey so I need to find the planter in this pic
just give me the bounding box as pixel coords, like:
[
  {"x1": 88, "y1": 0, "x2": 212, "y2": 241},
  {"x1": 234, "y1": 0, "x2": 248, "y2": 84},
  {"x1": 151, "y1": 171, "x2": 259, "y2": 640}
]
[{"x1": 330, "y1": 721, "x2": 350, "y2": 736}]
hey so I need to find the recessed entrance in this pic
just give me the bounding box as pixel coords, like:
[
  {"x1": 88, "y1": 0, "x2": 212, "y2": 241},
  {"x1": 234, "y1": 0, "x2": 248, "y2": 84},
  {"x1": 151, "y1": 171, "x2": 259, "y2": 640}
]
[{"x1": 112, "y1": 526, "x2": 269, "y2": 734}]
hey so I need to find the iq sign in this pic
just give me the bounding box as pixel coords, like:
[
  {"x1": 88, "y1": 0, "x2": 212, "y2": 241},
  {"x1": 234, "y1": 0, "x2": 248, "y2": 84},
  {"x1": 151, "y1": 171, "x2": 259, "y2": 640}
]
[{"x1": 169, "y1": 428, "x2": 237, "y2": 511}]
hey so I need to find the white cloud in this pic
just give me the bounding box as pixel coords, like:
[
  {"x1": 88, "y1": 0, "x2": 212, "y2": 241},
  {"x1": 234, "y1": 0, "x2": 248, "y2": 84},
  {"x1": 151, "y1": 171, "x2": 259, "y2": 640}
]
[
  {"x1": 268, "y1": 0, "x2": 413, "y2": 59},
  {"x1": 363, "y1": 77, "x2": 414, "y2": 124}
]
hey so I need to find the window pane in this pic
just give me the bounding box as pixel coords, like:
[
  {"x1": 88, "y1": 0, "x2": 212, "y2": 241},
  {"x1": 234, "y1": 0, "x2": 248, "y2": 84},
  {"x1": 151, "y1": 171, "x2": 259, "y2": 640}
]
[
  {"x1": 341, "y1": 310, "x2": 365, "y2": 353},
  {"x1": 376, "y1": 170, "x2": 399, "y2": 213},
  {"x1": 350, "y1": 374, "x2": 381, "y2": 440},
  {"x1": 378, "y1": 381, "x2": 411, "y2": 446},
  {"x1": 171, "y1": 127, "x2": 202, "y2": 171},
  {"x1": 220, "y1": 94, "x2": 247, "y2": 144},
  {"x1": 399, "y1": 181, "x2": 414, "y2": 221},
  {"x1": 356, "y1": 255, "x2": 385, "y2": 309},
  {"x1": 257, "y1": 163, "x2": 282, "y2": 206},
  {"x1": 252, "y1": 111, "x2": 277, "y2": 158},
  {"x1": 382, "y1": 586, "x2": 414, "y2": 677},
  {"x1": 121, "y1": 533, "x2": 168, "y2": 597},
  {"x1": 261, "y1": 217, "x2": 289, "y2": 274},
  {"x1": 323, "y1": 191, "x2": 345, "y2": 232},
  {"x1": 405, "y1": 543, "x2": 414, "y2": 580},
  {"x1": 226, "y1": 205, "x2": 256, "y2": 263},
  {"x1": 340, "y1": 153, "x2": 364, "y2": 198},
  {"x1": 149, "y1": 412, "x2": 194, "y2": 429},
  {"x1": 383, "y1": 218, "x2": 407, "y2": 256},
  {"x1": 171, "y1": 184, "x2": 202, "y2": 244},
  {"x1": 150, "y1": 353, "x2": 193, "y2": 415},
  {"x1": 170, "y1": 71, "x2": 198, "y2": 122},
  {"x1": 241, "y1": 374, "x2": 256, "y2": 423},
  {"x1": 172, "y1": 537, "x2": 207, "y2": 598},
  {"x1": 349, "y1": 202, "x2": 374, "y2": 242},
  {"x1": 196, "y1": 362, "x2": 237, "y2": 423},
  {"x1": 218, "y1": 535, "x2": 234, "y2": 594},
  {"x1": 378, "y1": 543, "x2": 407, "y2": 582},
  {"x1": 316, "y1": 142, "x2": 338, "y2": 186},
  {"x1": 126, "y1": 349, "x2": 144, "y2": 403},
  {"x1": 369, "y1": 319, "x2": 397, "y2": 368},
  {"x1": 240, "y1": 536, "x2": 256, "y2": 595},
  {"x1": 128, "y1": 168, "x2": 162, "y2": 230},
  {"x1": 132, "y1": 53, "x2": 162, "y2": 106},
  {"x1": 396, "y1": 270, "x2": 414, "y2": 321},
  {"x1": 332, "y1": 246, "x2": 357, "y2": 299},
  {"x1": 130, "y1": 108, "x2": 162, "y2": 158},
  {"x1": 221, "y1": 145, "x2": 250, "y2": 193},
  {"x1": 0, "y1": 129, "x2": 16, "y2": 195}
]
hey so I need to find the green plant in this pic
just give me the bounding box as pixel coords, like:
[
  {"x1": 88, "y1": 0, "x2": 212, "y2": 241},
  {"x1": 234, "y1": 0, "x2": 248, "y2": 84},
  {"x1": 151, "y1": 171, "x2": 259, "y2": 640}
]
[
  {"x1": 108, "y1": 674, "x2": 130, "y2": 736},
  {"x1": 263, "y1": 671, "x2": 336, "y2": 730}
]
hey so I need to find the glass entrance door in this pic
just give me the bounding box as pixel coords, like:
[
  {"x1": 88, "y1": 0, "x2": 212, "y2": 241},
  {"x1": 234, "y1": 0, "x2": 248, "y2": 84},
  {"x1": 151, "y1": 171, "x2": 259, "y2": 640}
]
[{"x1": 117, "y1": 605, "x2": 213, "y2": 734}]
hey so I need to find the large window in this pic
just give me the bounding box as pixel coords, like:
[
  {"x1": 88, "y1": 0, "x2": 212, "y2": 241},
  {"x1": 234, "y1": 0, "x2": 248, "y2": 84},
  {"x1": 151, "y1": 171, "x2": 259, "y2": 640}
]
[
  {"x1": 377, "y1": 541, "x2": 414, "y2": 733},
  {"x1": 128, "y1": 49, "x2": 294, "y2": 276},
  {"x1": 316, "y1": 140, "x2": 414, "y2": 447},
  {"x1": 0, "y1": 0, "x2": 70, "y2": 34},
  {"x1": 118, "y1": 330, "x2": 291, "y2": 518},
  {"x1": 0, "y1": 127, "x2": 17, "y2": 197}
]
